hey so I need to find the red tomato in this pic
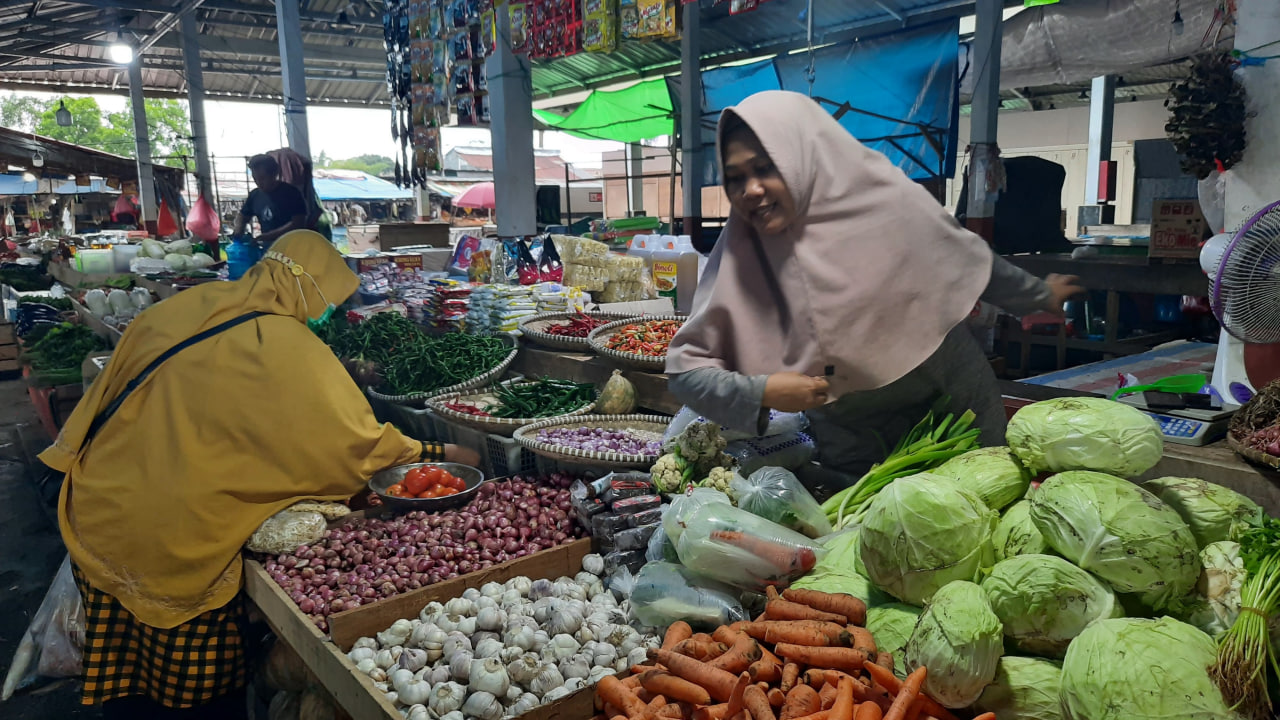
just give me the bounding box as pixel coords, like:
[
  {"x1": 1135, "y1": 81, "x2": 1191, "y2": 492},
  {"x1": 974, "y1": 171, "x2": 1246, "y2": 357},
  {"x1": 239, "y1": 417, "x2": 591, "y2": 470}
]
[
  {"x1": 403, "y1": 468, "x2": 430, "y2": 496},
  {"x1": 386, "y1": 483, "x2": 408, "y2": 497},
  {"x1": 422, "y1": 466, "x2": 444, "y2": 485},
  {"x1": 435, "y1": 485, "x2": 458, "y2": 497}
]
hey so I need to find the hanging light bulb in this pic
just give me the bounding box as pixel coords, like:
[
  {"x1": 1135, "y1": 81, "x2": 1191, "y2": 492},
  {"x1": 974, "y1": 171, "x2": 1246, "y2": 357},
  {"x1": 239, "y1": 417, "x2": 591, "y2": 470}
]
[
  {"x1": 22, "y1": 172, "x2": 36, "y2": 182},
  {"x1": 32, "y1": 152, "x2": 44, "y2": 168},
  {"x1": 109, "y1": 32, "x2": 134, "y2": 64},
  {"x1": 1172, "y1": 1, "x2": 1184, "y2": 36},
  {"x1": 55, "y1": 100, "x2": 72, "y2": 127}
]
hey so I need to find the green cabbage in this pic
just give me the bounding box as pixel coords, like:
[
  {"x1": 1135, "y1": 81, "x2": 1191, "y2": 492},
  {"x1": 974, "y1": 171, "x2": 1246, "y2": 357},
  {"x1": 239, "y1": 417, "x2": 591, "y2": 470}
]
[
  {"x1": 930, "y1": 447, "x2": 1031, "y2": 511},
  {"x1": 859, "y1": 474, "x2": 997, "y2": 605},
  {"x1": 791, "y1": 528, "x2": 889, "y2": 607},
  {"x1": 865, "y1": 603, "x2": 921, "y2": 678},
  {"x1": 992, "y1": 499, "x2": 1051, "y2": 562},
  {"x1": 1180, "y1": 541, "x2": 1245, "y2": 639},
  {"x1": 1060, "y1": 617, "x2": 1236, "y2": 720},
  {"x1": 1030, "y1": 471, "x2": 1200, "y2": 612},
  {"x1": 1006, "y1": 397, "x2": 1163, "y2": 476},
  {"x1": 1140, "y1": 476, "x2": 1262, "y2": 548},
  {"x1": 904, "y1": 580, "x2": 1004, "y2": 709},
  {"x1": 975, "y1": 656, "x2": 1064, "y2": 720},
  {"x1": 982, "y1": 554, "x2": 1122, "y2": 658}
]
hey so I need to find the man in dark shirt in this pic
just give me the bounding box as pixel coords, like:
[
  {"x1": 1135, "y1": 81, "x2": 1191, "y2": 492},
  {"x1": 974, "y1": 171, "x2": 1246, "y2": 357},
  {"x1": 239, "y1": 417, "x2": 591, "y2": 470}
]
[{"x1": 232, "y1": 154, "x2": 308, "y2": 249}]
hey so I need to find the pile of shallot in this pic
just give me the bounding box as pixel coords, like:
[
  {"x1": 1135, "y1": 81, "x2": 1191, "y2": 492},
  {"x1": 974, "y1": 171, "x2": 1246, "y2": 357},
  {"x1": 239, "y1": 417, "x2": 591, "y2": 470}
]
[
  {"x1": 348, "y1": 556, "x2": 659, "y2": 719},
  {"x1": 262, "y1": 474, "x2": 586, "y2": 630}
]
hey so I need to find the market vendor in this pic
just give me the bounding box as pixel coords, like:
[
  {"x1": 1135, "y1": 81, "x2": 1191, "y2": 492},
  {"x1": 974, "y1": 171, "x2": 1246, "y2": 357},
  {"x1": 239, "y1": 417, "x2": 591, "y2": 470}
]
[
  {"x1": 40, "y1": 230, "x2": 479, "y2": 719},
  {"x1": 231, "y1": 153, "x2": 308, "y2": 249},
  {"x1": 666, "y1": 90, "x2": 1083, "y2": 478}
]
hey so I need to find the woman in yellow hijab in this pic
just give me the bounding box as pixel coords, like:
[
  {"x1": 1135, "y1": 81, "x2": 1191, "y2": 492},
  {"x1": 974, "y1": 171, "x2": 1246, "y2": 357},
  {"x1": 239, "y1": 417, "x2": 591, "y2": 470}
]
[{"x1": 42, "y1": 231, "x2": 478, "y2": 718}]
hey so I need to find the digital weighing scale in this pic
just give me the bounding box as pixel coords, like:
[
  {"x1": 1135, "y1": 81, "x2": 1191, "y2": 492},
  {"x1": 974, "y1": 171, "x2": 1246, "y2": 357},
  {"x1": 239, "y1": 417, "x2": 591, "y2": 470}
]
[{"x1": 1117, "y1": 395, "x2": 1234, "y2": 446}]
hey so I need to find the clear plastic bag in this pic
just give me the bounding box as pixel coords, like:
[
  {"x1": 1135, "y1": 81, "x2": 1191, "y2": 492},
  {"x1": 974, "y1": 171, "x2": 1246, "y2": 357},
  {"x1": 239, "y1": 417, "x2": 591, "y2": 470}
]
[
  {"x1": 675, "y1": 504, "x2": 825, "y2": 592},
  {"x1": 731, "y1": 467, "x2": 833, "y2": 539},
  {"x1": 246, "y1": 511, "x2": 327, "y2": 555},
  {"x1": 2, "y1": 556, "x2": 85, "y2": 701},
  {"x1": 631, "y1": 561, "x2": 749, "y2": 630},
  {"x1": 664, "y1": 407, "x2": 809, "y2": 444},
  {"x1": 726, "y1": 433, "x2": 817, "y2": 475},
  {"x1": 646, "y1": 521, "x2": 680, "y2": 563},
  {"x1": 663, "y1": 487, "x2": 733, "y2": 546}
]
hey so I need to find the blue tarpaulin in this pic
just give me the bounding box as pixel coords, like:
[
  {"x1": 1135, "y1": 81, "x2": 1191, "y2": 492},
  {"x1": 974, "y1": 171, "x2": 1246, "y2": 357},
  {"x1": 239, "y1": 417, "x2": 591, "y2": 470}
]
[
  {"x1": 693, "y1": 20, "x2": 959, "y2": 184},
  {"x1": 0, "y1": 174, "x2": 118, "y2": 195},
  {"x1": 314, "y1": 175, "x2": 413, "y2": 201}
]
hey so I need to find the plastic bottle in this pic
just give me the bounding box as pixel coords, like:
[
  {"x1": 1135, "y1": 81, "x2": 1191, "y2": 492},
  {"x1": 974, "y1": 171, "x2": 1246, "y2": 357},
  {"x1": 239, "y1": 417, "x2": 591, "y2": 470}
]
[{"x1": 226, "y1": 236, "x2": 258, "y2": 280}]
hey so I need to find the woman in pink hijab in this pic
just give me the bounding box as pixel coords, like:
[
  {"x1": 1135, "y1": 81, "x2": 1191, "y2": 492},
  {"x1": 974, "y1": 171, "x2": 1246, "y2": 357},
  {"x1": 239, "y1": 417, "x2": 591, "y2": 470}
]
[{"x1": 666, "y1": 91, "x2": 1081, "y2": 477}]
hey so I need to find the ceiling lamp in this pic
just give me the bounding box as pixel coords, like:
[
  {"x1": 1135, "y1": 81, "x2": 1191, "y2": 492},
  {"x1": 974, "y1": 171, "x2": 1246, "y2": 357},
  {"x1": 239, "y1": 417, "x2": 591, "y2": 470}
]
[
  {"x1": 32, "y1": 152, "x2": 44, "y2": 168},
  {"x1": 1172, "y1": 0, "x2": 1184, "y2": 36},
  {"x1": 109, "y1": 33, "x2": 134, "y2": 64},
  {"x1": 22, "y1": 172, "x2": 36, "y2": 182},
  {"x1": 55, "y1": 100, "x2": 72, "y2": 127}
]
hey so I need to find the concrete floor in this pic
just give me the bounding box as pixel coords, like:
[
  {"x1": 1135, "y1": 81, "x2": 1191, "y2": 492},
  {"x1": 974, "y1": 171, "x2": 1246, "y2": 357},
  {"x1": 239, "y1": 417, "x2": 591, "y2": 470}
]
[{"x1": 0, "y1": 377, "x2": 92, "y2": 718}]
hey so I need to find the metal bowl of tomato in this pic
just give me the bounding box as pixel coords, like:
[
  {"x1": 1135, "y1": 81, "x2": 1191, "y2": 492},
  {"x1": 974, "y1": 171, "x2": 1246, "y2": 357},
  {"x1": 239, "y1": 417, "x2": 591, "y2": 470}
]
[{"x1": 368, "y1": 462, "x2": 486, "y2": 513}]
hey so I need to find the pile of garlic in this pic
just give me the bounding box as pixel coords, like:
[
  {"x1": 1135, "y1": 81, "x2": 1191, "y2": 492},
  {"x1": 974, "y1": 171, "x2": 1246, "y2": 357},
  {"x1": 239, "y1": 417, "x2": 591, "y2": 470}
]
[{"x1": 347, "y1": 555, "x2": 659, "y2": 719}]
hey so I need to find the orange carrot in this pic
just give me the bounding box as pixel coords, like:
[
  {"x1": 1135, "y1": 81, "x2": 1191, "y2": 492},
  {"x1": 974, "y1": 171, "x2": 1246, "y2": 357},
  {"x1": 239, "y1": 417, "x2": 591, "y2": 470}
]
[
  {"x1": 773, "y1": 644, "x2": 868, "y2": 674},
  {"x1": 674, "y1": 638, "x2": 731, "y2": 661},
  {"x1": 605, "y1": 704, "x2": 623, "y2": 718},
  {"x1": 692, "y1": 705, "x2": 728, "y2": 720},
  {"x1": 766, "y1": 598, "x2": 849, "y2": 625},
  {"x1": 769, "y1": 688, "x2": 787, "y2": 707},
  {"x1": 636, "y1": 691, "x2": 656, "y2": 705},
  {"x1": 632, "y1": 665, "x2": 661, "y2": 676},
  {"x1": 803, "y1": 668, "x2": 828, "y2": 689},
  {"x1": 727, "y1": 672, "x2": 751, "y2": 719},
  {"x1": 610, "y1": 715, "x2": 628, "y2": 720},
  {"x1": 882, "y1": 667, "x2": 926, "y2": 720},
  {"x1": 862, "y1": 664, "x2": 955, "y2": 720},
  {"x1": 792, "y1": 711, "x2": 832, "y2": 720},
  {"x1": 641, "y1": 669, "x2": 714, "y2": 706},
  {"x1": 853, "y1": 703, "x2": 882, "y2": 720},
  {"x1": 711, "y1": 530, "x2": 817, "y2": 576},
  {"x1": 743, "y1": 685, "x2": 776, "y2": 720},
  {"x1": 781, "y1": 663, "x2": 801, "y2": 692},
  {"x1": 749, "y1": 659, "x2": 783, "y2": 683},
  {"x1": 708, "y1": 635, "x2": 763, "y2": 673},
  {"x1": 622, "y1": 674, "x2": 645, "y2": 689},
  {"x1": 782, "y1": 589, "x2": 868, "y2": 626},
  {"x1": 846, "y1": 627, "x2": 877, "y2": 656},
  {"x1": 780, "y1": 684, "x2": 822, "y2": 720},
  {"x1": 647, "y1": 650, "x2": 738, "y2": 703},
  {"x1": 873, "y1": 653, "x2": 893, "y2": 672},
  {"x1": 657, "y1": 706, "x2": 684, "y2": 719},
  {"x1": 599, "y1": 675, "x2": 649, "y2": 719},
  {"x1": 751, "y1": 622, "x2": 842, "y2": 647},
  {"x1": 715, "y1": 625, "x2": 746, "y2": 644},
  {"x1": 664, "y1": 621, "x2": 694, "y2": 651},
  {"x1": 818, "y1": 684, "x2": 838, "y2": 709},
  {"x1": 648, "y1": 697, "x2": 669, "y2": 711},
  {"x1": 971, "y1": 715, "x2": 995, "y2": 720},
  {"x1": 829, "y1": 676, "x2": 858, "y2": 720}
]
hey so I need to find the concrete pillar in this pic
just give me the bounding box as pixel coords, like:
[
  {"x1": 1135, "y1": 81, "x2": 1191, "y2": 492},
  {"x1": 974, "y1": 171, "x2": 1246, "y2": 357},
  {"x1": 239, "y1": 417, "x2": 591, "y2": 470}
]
[
  {"x1": 486, "y1": 7, "x2": 536, "y2": 237},
  {"x1": 181, "y1": 13, "x2": 213, "y2": 203},
  {"x1": 626, "y1": 143, "x2": 646, "y2": 217},
  {"x1": 964, "y1": 0, "x2": 1003, "y2": 241},
  {"x1": 680, "y1": 1, "x2": 703, "y2": 239},
  {"x1": 275, "y1": 0, "x2": 311, "y2": 158},
  {"x1": 127, "y1": 58, "x2": 158, "y2": 233},
  {"x1": 1081, "y1": 74, "x2": 1117, "y2": 228}
]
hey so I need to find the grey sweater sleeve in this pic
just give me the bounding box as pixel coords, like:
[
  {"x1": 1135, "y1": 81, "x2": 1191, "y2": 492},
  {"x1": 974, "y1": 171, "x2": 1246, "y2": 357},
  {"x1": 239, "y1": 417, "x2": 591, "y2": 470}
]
[
  {"x1": 983, "y1": 254, "x2": 1054, "y2": 317},
  {"x1": 668, "y1": 367, "x2": 770, "y2": 436}
]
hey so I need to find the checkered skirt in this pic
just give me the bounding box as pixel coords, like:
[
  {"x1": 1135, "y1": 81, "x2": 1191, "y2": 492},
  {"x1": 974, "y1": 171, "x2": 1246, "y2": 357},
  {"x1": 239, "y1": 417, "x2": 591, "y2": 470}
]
[{"x1": 73, "y1": 565, "x2": 248, "y2": 708}]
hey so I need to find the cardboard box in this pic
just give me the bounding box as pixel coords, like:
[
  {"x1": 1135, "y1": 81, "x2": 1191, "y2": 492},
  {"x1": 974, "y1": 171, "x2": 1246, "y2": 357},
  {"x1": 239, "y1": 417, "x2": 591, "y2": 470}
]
[
  {"x1": 344, "y1": 253, "x2": 427, "y2": 275},
  {"x1": 1150, "y1": 199, "x2": 1209, "y2": 259}
]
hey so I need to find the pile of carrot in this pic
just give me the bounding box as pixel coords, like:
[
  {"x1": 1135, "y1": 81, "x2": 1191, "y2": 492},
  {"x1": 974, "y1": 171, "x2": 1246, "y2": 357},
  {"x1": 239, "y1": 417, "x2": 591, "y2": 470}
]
[{"x1": 595, "y1": 588, "x2": 993, "y2": 720}]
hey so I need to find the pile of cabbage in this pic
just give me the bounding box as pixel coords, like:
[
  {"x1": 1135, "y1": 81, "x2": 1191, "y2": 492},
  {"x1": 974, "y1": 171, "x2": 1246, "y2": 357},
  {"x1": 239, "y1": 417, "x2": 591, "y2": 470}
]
[
  {"x1": 794, "y1": 397, "x2": 1262, "y2": 718},
  {"x1": 139, "y1": 237, "x2": 216, "y2": 273}
]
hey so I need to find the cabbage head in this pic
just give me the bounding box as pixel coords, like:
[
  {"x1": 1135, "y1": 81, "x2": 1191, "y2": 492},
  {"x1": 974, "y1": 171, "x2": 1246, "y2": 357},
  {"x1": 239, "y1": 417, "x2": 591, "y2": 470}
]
[
  {"x1": 1060, "y1": 617, "x2": 1236, "y2": 720},
  {"x1": 859, "y1": 474, "x2": 997, "y2": 605},
  {"x1": 992, "y1": 499, "x2": 1050, "y2": 562},
  {"x1": 1030, "y1": 471, "x2": 1199, "y2": 611},
  {"x1": 904, "y1": 580, "x2": 1003, "y2": 709},
  {"x1": 791, "y1": 528, "x2": 889, "y2": 607},
  {"x1": 1140, "y1": 476, "x2": 1262, "y2": 548},
  {"x1": 865, "y1": 603, "x2": 921, "y2": 678},
  {"x1": 1006, "y1": 397, "x2": 1163, "y2": 476},
  {"x1": 1180, "y1": 541, "x2": 1245, "y2": 639},
  {"x1": 931, "y1": 447, "x2": 1031, "y2": 511},
  {"x1": 974, "y1": 656, "x2": 1064, "y2": 720},
  {"x1": 982, "y1": 554, "x2": 1122, "y2": 658}
]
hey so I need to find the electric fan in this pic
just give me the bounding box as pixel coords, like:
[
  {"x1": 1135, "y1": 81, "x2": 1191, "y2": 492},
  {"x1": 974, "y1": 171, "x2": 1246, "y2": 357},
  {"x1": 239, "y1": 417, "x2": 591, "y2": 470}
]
[{"x1": 1210, "y1": 199, "x2": 1280, "y2": 397}]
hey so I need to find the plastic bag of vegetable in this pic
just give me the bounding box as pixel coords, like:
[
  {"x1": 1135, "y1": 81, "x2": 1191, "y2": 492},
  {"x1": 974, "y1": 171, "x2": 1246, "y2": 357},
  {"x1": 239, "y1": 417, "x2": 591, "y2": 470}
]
[
  {"x1": 1006, "y1": 397, "x2": 1164, "y2": 476},
  {"x1": 83, "y1": 288, "x2": 110, "y2": 318},
  {"x1": 630, "y1": 561, "x2": 748, "y2": 629},
  {"x1": 163, "y1": 238, "x2": 194, "y2": 256},
  {"x1": 730, "y1": 467, "x2": 832, "y2": 538},
  {"x1": 140, "y1": 238, "x2": 166, "y2": 259},
  {"x1": 1, "y1": 556, "x2": 84, "y2": 700},
  {"x1": 663, "y1": 486, "x2": 732, "y2": 545},
  {"x1": 858, "y1": 473, "x2": 997, "y2": 605},
  {"x1": 788, "y1": 528, "x2": 890, "y2": 608},
  {"x1": 1180, "y1": 540, "x2": 1244, "y2": 639},
  {"x1": 930, "y1": 446, "x2": 1031, "y2": 511},
  {"x1": 189, "y1": 252, "x2": 216, "y2": 270},
  {"x1": 974, "y1": 656, "x2": 1064, "y2": 720},
  {"x1": 904, "y1": 580, "x2": 1004, "y2": 709},
  {"x1": 645, "y1": 522, "x2": 679, "y2": 563},
  {"x1": 1030, "y1": 471, "x2": 1200, "y2": 612},
  {"x1": 107, "y1": 288, "x2": 132, "y2": 316},
  {"x1": 865, "y1": 603, "x2": 921, "y2": 678},
  {"x1": 1060, "y1": 617, "x2": 1236, "y2": 720},
  {"x1": 675, "y1": 503, "x2": 824, "y2": 592},
  {"x1": 981, "y1": 554, "x2": 1122, "y2": 658},
  {"x1": 245, "y1": 510, "x2": 327, "y2": 555},
  {"x1": 664, "y1": 406, "x2": 809, "y2": 443},
  {"x1": 1140, "y1": 476, "x2": 1262, "y2": 548},
  {"x1": 991, "y1": 498, "x2": 1050, "y2": 562}
]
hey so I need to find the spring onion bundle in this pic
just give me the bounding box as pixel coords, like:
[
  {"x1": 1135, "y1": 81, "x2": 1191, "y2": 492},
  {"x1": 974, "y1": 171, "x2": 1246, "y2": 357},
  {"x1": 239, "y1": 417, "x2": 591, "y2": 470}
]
[{"x1": 1210, "y1": 517, "x2": 1280, "y2": 720}]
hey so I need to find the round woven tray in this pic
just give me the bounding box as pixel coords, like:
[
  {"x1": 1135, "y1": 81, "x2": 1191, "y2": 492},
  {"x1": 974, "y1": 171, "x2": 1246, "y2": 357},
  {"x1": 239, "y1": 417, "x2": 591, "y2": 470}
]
[
  {"x1": 426, "y1": 380, "x2": 597, "y2": 437},
  {"x1": 366, "y1": 334, "x2": 519, "y2": 407},
  {"x1": 514, "y1": 414, "x2": 671, "y2": 470},
  {"x1": 587, "y1": 316, "x2": 685, "y2": 372},
  {"x1": 1227, "y1": 432, "x2": 1280, "y2": 470},
  {"x1": 518, "y1": 312, "x2": 640, "y2": 352}
]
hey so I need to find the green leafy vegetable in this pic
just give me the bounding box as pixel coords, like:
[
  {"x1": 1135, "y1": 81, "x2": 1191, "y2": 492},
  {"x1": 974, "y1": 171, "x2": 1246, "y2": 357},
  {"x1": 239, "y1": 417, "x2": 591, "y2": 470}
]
[
  {"x1": 930, "y1": 446, "x2": 1031, "y2": 511},
  {"x1": 904, "y1": 580, "x2": 1004, "y2": 709},
  {"x1": 1006, "y1": 397, "x2": 1164, "y2": 476},
  {"x1": 975, "y1": 657, "x2": 1064, "y2": 720},
  {"x1": 982, "y1": 554, "x2": 1122, "y2": 658},
  {"x1": 1141, "y1": 476, "x2": 1263, "y2": 548}
]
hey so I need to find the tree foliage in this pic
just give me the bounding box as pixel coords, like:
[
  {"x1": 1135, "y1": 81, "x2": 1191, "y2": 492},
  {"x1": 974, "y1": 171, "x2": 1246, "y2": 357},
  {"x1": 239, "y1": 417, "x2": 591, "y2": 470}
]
[
  {"x1": 319, "y1": 152, "x2": 395, "y2": 177},
  {"x1": 0, "y1": 93, "x2": 193, "y2": 168}
]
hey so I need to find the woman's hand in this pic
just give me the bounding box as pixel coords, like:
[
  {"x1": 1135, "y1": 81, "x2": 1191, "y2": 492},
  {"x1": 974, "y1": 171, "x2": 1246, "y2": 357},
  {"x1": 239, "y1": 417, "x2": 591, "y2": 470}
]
[
  {"x1": 763, "y1": 372, "x2": 830, "y2": 412},
  {"x1": 1044, "y1": 273, "x2": 1085, "y2": 314},
  {"x1": 443, "y1": 443, "x2": 482, "y2": 469}
]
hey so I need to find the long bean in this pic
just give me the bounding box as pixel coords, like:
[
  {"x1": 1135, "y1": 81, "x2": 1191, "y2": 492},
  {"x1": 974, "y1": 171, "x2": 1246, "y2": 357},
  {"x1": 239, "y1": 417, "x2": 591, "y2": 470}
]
[{"x1": 487, "y1": 378, "x2": 595, "y2": 418}]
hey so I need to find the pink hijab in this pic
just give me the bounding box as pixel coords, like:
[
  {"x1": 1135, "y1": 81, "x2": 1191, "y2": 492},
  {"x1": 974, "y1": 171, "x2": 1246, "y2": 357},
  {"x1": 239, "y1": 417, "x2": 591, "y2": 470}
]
[{"x1": 666, "y1": 91, "x2": 992, "y2": 398}]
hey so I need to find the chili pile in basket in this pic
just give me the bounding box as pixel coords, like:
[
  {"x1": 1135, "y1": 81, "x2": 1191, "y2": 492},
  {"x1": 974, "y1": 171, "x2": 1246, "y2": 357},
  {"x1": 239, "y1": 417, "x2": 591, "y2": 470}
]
[
  {"x1": 543, "y1": 312, "x2": 614, "y2": 338},
  {"x1": 443, "y1": 378, "x2": 596, "y2": 419},
  {"x1": 604, "y1": 319, "x2": 683, "y2": 357}
]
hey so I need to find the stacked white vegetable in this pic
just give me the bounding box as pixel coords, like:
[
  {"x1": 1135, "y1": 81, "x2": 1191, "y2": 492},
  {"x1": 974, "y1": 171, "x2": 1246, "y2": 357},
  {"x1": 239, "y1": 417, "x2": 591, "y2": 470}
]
[
  {"x1": 347, "y1": 555, "x2": 659, "y2": 720},
  {"x1": 136, "y1": 237, "x2": 216, "y2": 273}
]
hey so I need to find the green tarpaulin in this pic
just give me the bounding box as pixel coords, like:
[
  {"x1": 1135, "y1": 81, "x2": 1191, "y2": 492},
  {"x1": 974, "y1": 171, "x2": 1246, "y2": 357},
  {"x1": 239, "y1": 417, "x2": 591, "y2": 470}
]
[{"x1": 534, "y1": 78, "x2": 673, "y2": 143}]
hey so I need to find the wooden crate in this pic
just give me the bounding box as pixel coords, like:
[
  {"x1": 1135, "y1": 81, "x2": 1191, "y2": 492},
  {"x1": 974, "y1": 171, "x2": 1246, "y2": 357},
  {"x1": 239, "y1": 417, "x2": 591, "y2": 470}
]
[{"x1": 244, "y1": 537, "x2": 593, "y2": 720}]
